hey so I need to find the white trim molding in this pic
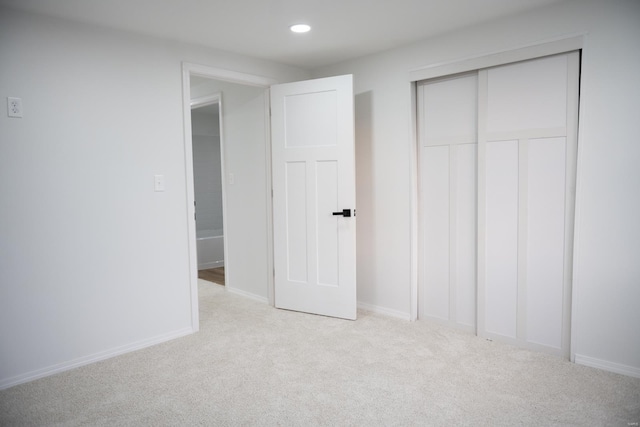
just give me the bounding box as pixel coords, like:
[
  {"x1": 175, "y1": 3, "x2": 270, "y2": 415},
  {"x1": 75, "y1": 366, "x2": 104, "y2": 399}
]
[
  {"x1": 574, "y1": 354, "x2": 640, "y2": 379},
  {"x1": 358, "y1": 302, "x2": 411, "y2": 321},
  {"x1": 409, "y1": 34, "x2": 585, "y2": 82},
  {"x1": 226, "y1": 287, "x2": 269, "y2": 304},
  {"x1": 185, "y1": 63, "x2": 278, "y2": 87},
  {"x1": 0, "y1": 327, "x2": 194, "y2": 390},
  {"x1": 409, "y1": 81, "x2": 419, "y2": 322}
]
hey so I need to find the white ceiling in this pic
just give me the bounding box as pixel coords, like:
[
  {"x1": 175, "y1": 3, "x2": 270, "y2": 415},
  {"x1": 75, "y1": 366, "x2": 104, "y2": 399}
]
[{"x1": 1, "y1": 0, "x2": 567, "y2": 69}]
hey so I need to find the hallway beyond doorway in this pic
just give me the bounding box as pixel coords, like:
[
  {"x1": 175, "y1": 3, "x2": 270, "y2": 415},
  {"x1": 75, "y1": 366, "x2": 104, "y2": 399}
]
[{"x1": 198, "y1": 267, "x2": 225, "y2": 286}]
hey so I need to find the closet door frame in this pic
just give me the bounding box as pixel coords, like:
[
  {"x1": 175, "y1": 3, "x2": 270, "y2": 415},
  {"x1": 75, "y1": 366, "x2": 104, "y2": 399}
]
[{"x1": 409, "y1": 35, "x2": 584, "y2": 360}]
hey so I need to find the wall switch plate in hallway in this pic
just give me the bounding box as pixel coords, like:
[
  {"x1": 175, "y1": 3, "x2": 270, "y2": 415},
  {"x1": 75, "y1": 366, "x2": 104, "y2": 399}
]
[
  {"x1": 154, "y1": 174, "x2": 165, "y2": 192},
  {"x1": 7, "y1": 97, "x2": 22, "y2": 118}
]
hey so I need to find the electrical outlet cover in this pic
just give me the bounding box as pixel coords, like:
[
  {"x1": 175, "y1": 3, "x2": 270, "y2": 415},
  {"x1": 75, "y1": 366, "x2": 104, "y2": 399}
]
[{"x1": 7, "y1": 97, "x2": 23, "y2": 118}]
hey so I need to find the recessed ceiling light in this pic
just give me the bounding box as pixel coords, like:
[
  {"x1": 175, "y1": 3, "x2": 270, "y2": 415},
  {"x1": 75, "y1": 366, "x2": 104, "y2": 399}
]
[{"x1": 290, "y1": 24, "x2": 311, "y2": 33}]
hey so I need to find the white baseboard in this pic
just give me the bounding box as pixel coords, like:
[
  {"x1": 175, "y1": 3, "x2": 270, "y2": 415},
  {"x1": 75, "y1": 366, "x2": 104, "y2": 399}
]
[
  {"x1": 198, "y1": 260, "x2": 224, "y2": 270},
  {"x1": 420, "y1": 315, "x2": 476, "y2": 334},
  {"x1": 574, "y1": 354, "x2": 640, "y2": 378},
  {"x1": 226, "y1": 287, "x2": 269, "y2": 304},
  {"x1": 0, "y1": 327, "x2": 195, "y2": 390},
  {"x1": 357, "y1": 302, "x2": 410, "y2": 321}
]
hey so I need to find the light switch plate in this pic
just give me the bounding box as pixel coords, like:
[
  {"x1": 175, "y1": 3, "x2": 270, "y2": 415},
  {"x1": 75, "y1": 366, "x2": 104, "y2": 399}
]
[{"x1": 154, "y1": 174, "x2": 165, "y2": 192}]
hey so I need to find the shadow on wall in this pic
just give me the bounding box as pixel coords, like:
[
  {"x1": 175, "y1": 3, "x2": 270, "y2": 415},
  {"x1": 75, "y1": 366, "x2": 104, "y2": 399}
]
[{"x1": 355, "y1": 91, "x2": 375, "y2": 300}]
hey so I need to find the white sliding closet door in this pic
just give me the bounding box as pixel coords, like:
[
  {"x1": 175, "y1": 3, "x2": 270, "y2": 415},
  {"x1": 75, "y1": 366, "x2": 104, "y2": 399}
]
[
  {"x1": 417, "y1": 51, "x2": 579, "y2": 358},
  {"x1": 478, "y1": 52, "x2": 579, "y2": 356},
  {"x1": 417, "y1": 73, "x2": 478, "y2": 331}
]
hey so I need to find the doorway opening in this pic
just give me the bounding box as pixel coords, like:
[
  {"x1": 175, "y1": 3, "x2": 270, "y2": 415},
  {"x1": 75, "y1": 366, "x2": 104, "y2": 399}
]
[
  {"x1": 182, "y1": 63, "x2": 277, "y2": 332},
  {"x1": 190, "y1": 92, "x2": 225, "y2": 287},
  {"x1": 182, "y1": 64, "x2": 358, "y2": 328}
]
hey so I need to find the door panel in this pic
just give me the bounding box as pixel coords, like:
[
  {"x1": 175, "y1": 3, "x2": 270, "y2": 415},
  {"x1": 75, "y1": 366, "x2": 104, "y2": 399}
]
[
  {"x1": 421, "y1": 145, "x2": 451, "y2": 321},
  {"x1": 422, "y1": 74, "x2": 477, "y2": 145},
  {"x1": 526, "y1": 137, "x2": 567, "y2": 348},
  {"x1": 271, "y1": 75, "x2": 356, "y2": 320},
  {"x1": 285, "y1": 91, "x2": 338, "y2": 148},
  {"x1": 477, "y1": 52, "x2": 579, "y2": 357},
  {"x1": 285, "y1": 161, "x2": 308, "y2": 283},
  {"x1": 417, "y1": 73, "x2": 477, "y2": 331},
  {"x1": 484, "y1": 140, "x2": 519, "y2": 339},
  {"x1": 486, "y1": 54, "x2": 568, "y2": 133},
  {"x1": 455, "y1": 143, "x2": 477, "y2": 328},
  {"x1": 316, "y1": 160, "x2": 339, "y2": 287}
]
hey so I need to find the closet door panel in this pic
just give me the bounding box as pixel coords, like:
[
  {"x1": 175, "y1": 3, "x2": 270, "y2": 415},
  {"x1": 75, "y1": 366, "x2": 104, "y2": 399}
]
[
  {"x1": 455, "y1": 143, "x2": 477, "y2": 327},
  {"x1": 421, "y1": 145, "x2": 450, "y2": 320},
  {"x1": 484, "y1": 140, "x2": 519, "y2": 338},
  {"x1": 479, "y1": 52, "x2": 578, "y2": 357},
  {"x1": 418, "y1": 73, "x2": 477, "y2": 329},
  {"x1": 526, "y1": 137, "x2": 567, "y2": 348},
  {"x1": 423, "y1": 75, "x2": 477, "y2": 144},
  {"x1": 486, "y1": 55, "x2": 568, "y2": 133}
]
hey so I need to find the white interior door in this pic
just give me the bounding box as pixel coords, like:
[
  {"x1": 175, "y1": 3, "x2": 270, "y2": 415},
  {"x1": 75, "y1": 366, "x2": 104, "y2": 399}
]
[{"x1": 270, "y1": 75, "x2": 356, "y2": 320}]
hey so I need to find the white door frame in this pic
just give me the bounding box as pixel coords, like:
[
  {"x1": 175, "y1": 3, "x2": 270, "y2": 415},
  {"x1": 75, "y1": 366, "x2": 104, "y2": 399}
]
[
  {"x1": 408, "y1": 35, "x2": 585, "y2": 358},
  {"x1": 181, "y1": 62, "x2": 277, "y2": 331}
]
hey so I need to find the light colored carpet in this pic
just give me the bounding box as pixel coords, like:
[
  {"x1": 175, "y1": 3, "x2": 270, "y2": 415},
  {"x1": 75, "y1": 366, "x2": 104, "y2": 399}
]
[{"x1": 1, "y1": 279, "x2": 639, "y2": 426}]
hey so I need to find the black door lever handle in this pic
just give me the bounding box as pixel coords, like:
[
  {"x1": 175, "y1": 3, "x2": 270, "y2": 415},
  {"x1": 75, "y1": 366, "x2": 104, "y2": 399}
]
[{"x1": 332, "y1": 209, "x2": 352, "y2": 217}]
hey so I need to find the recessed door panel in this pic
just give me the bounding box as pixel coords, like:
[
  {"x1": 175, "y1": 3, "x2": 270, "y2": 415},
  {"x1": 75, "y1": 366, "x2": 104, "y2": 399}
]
[
  {"x1": 422, "y1": 74, "x2": 477, "y2": 145},
  {"x1": 285, "y1": 90, "x2": 338, "y2": 148},
  {"x1": 455, "y1": 143, "x2": 477, "y2": 328},
  {"x1": 526, "y1": 137, "x2": 567, "y2": 348},
  {"x1": 285, "y1": 161, "x2": 308, "y2": 283},
  {"x1": 316, "y1": 160, "x2": 339, "y2": 287},
  {"x1": 484, "y1": 140, "x2": 519, "y2": 339},
  {"x1": 421, "y1": 145, "x2": 450, "y2": 321},
  {"x1": 487, "y1": 55, "x2": 568, "y2": 133}
]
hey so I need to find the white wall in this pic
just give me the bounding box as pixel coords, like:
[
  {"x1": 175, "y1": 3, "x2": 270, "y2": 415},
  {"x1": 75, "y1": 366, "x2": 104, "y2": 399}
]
[
  {"x1": 312, "y1": 0, "x2": 640, "y2": 376},
  {"x1": 191, "y1": 109, "x2": 223, "y2": 234},
  {"x1": 0, "y1": 7, "x2": 308, "y2": 389},
  {"x1": 191, "y1": 79, "x2": 272, "y2": 301}
]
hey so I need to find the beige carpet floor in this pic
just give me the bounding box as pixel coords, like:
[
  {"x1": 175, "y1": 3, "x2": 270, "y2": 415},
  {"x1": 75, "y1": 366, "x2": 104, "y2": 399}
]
[{"x1": 1, "y1": 279, "x2": 639, "y2": 426}]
